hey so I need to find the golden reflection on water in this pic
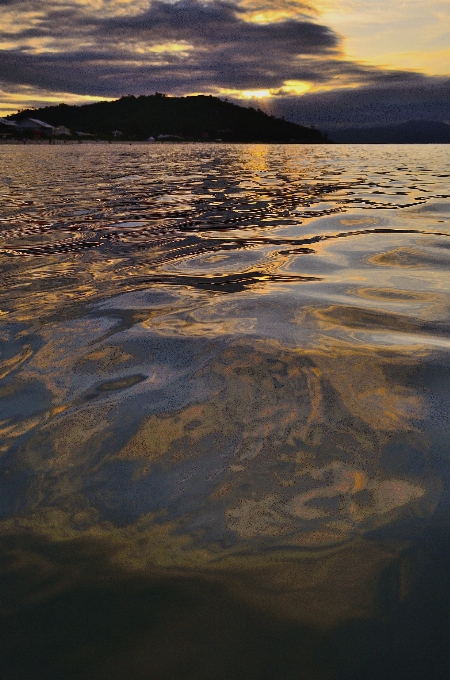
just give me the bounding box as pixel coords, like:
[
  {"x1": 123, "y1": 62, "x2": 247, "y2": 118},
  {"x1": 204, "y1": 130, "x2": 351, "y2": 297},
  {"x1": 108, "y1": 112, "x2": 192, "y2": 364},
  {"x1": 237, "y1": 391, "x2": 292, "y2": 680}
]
[
  {"x1": 4, "y1": 337, "x2": 441, "y2": 628},
  {"x1": 1, "y1": 145, "x2": 450, "y2": 675}
]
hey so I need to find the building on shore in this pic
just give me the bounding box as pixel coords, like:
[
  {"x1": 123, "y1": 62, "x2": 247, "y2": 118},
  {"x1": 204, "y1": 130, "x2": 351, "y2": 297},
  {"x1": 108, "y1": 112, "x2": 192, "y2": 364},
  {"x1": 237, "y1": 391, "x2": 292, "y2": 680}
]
[
  {"x1": 16, "y1": 118, "x2": 54, "y2": 137},
  {"x1": 0, "y1": 118, "x2": 18, "y2": 136},
  {"x1": 53, "y1": 125, "x2": 71, "y2": 137}
]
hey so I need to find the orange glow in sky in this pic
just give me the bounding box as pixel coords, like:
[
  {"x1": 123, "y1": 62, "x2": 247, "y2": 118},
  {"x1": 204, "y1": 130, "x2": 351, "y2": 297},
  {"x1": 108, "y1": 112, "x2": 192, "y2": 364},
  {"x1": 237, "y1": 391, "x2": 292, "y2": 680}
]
[{"x1": 0, "y1": 0, "x2": 448, "y2": 117}]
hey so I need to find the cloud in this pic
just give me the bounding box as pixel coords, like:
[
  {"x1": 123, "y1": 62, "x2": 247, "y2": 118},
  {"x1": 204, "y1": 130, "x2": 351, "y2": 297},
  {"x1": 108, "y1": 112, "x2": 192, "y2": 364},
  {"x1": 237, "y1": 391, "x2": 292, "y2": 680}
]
[
  {"x1": 0, "y1": 0, "x2": 339, "y2": 93},
  {"x1": 0, "y1": 0, "x2": 448, "y2": 125},
  {"x1": 96, "y1": 0, "x2": 334, "y2": 53},
  {"x1": 269, "y1": 77, "x2": 450, "y2": 128},
  {"x1": 0, "y1": 0, "x2": 336, "y2": 49}
]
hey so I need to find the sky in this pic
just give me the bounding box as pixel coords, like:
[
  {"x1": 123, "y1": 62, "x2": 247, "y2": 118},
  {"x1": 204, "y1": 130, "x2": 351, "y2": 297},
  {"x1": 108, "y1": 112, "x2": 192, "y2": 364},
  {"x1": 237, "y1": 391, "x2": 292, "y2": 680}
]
[{"x1": 0, "y1": 0, "x2": 449, "y2": 127}]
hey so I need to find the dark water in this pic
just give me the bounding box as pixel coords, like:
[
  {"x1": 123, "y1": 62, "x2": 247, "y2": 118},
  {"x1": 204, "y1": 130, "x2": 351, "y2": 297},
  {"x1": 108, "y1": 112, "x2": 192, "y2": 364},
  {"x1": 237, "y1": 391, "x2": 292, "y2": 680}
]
[{"x1": 1, "y1": 143, "x2": 450, "y2": 679}]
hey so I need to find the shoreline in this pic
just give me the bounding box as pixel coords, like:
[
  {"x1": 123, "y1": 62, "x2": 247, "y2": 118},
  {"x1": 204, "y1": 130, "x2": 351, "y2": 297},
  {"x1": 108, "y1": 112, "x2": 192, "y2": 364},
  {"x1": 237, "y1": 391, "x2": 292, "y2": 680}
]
[{"x1": 1, "y1": 139, "x2": 448, "y2": 145}]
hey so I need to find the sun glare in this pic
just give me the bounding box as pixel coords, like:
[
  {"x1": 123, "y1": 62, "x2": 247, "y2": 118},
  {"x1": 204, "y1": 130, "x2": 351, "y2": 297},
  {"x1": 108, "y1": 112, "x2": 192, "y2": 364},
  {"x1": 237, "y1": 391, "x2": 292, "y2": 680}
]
[
  {"x1": 241, "y1": 90, "x2": 272, "y2": 99},
  {"x1": 282, "y1": 81, "x2": 312, "y2": 95}
]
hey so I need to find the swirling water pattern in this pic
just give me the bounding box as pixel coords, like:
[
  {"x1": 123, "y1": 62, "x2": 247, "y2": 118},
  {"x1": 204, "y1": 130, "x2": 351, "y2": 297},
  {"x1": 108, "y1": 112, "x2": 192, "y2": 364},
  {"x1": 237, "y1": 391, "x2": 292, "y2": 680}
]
[{"x1": 0, "y1": 143, "x2": 449, "y2": 679}]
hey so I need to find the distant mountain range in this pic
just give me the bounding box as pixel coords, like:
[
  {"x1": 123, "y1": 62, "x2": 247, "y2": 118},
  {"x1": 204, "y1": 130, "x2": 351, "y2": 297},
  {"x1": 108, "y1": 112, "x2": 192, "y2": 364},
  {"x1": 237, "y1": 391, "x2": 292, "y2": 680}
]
[
  {"x1": 7, "y1": 94, "x2": 327, "y2": 143},
  {"x1": 326, "y1": 120, "x2": 450, "y2": 144}
]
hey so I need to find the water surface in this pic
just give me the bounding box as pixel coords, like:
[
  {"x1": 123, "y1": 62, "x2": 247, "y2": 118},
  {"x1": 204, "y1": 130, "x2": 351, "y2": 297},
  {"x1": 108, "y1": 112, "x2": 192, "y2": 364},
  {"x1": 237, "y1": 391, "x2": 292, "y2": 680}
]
[{"x1": 1, "y1": 143, "x2": 450, "y2": 679}]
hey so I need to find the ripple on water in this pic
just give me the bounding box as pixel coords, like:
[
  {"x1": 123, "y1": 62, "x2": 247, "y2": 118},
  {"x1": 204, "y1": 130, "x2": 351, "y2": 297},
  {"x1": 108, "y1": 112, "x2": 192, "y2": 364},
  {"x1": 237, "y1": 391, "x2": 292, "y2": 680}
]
[{"x1": 0, "y1": 145, "x2": 449, "y2": 666}]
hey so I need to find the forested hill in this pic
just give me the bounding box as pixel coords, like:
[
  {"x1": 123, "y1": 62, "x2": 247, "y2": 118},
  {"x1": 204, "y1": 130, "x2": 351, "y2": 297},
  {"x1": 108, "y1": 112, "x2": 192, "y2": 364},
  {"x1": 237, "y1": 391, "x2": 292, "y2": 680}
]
[{"x1": 8, "y1": 94, "x2": 328, "y2": 143}]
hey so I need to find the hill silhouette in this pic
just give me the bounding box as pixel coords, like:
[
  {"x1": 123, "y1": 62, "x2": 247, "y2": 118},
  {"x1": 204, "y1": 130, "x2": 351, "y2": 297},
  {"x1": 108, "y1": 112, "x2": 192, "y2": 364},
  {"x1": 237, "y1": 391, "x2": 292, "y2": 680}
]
[{"x1": 9, "y1": 94, "x2": 327, "y2": 143}]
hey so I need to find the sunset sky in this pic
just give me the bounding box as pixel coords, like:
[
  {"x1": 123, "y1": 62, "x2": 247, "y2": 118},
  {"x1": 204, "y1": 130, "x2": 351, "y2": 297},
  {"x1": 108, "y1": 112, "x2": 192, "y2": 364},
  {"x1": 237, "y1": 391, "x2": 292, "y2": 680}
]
[{"x1": 0, "y1": 0, "x2": 449, "y2": 127}]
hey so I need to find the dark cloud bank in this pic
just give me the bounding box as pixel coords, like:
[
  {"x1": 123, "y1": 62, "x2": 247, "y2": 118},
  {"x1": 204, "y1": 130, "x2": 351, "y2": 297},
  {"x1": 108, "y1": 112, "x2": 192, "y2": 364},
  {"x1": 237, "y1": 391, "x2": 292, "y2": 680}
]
[
  {"x1": 1, "y1": 0, "x2": 449, "y2": 126},
  {"x1": 271, "y1": 79, "x2": 450, "y2": 129}
]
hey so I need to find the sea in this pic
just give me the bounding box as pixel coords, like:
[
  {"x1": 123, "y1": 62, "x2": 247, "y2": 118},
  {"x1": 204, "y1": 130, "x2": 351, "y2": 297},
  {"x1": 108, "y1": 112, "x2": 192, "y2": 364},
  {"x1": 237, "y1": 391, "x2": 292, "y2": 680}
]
[{"x1": 0, "y1": 143, "x2": 449, "y2": 679}]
